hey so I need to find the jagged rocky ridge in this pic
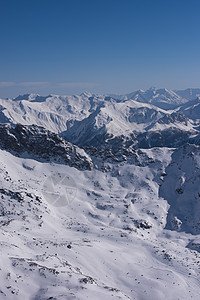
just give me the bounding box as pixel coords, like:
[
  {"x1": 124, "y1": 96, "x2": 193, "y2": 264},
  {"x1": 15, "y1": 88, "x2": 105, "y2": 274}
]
[{"x1": 0, "y1": 123, "x2": 93, "y2": 170}]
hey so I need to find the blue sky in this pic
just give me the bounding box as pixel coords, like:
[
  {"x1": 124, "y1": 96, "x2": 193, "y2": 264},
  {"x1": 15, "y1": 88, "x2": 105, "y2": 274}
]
[{"x1": 1, "y1": 0, "x2": 200, "y2": 97}]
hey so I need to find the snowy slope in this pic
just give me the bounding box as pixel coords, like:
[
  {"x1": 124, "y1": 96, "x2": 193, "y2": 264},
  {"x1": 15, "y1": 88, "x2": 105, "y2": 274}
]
[
  {"x1": 177, "y1": 97, "x2": 200, "y2": 121},
  {"x1": 61, "y1": 99, "x2": 168, "y2": 146},
  {"x1": 0, "y1": 147, "x2": 200, "y2": 299},
  {"x1": 62, "y1": 98, "x2": 198, "y2": 148}
]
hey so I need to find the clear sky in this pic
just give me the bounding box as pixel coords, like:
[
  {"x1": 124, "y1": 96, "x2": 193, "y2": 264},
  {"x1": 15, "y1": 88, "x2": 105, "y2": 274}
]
[{"x1": 1, "y1": 0, "x2": 200, "y2": 98}]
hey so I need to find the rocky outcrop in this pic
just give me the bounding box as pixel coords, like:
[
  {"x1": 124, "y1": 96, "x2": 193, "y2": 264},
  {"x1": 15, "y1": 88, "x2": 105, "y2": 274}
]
[{"x1": 0, "y1": 124, "x2": 93, "y2": 170}]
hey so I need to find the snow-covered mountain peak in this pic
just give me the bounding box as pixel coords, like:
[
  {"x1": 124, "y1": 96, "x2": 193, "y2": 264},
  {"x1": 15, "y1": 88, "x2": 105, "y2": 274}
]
[
  {"x1": 13, "y1": 93, "x2": 38, "y2": 101},
  {"x1": 13, "y1": 93, "x2": 50, "y2": 103},
  {"x1": 111, "y1": 87, "x2": 188, "y2": 109},
  {"x1": 80, "y1": 91, "x2": 93, "y2": 98}
]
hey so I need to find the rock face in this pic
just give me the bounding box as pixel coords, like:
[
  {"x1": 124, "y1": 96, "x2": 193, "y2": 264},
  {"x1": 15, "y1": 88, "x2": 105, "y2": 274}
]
[
  {"x1": 159, "y1": 144, "x2": 200, "y2": 234},
  {"x1": 136, "y1": 127, "x2": 194, "y2": 149},
  {"x1": 0, "y1": 124, "x2": 93, "y2": 170}
]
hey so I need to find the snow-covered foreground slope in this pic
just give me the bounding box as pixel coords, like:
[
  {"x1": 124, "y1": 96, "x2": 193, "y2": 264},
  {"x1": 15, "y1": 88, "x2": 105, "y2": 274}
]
[{"x1": 0, "y1": 147, "x2": 200, "y2": 299}]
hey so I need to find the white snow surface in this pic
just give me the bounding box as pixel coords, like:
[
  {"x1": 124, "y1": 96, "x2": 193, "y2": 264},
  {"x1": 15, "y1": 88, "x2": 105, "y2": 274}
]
[{"x1": 0, "y1": 147, "x2": 200, "y2": 299}]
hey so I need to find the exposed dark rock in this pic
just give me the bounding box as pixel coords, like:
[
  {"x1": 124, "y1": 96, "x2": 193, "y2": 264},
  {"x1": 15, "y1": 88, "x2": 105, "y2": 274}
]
[{"x1": 0, "y1": 124, "x2": 93, "y2": 170}]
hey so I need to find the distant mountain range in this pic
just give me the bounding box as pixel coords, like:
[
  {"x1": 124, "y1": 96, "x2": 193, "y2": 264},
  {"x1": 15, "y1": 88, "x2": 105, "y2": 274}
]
[{"x1": 0, "y1": 87, "x2": 199, "y2": 149}]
